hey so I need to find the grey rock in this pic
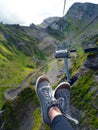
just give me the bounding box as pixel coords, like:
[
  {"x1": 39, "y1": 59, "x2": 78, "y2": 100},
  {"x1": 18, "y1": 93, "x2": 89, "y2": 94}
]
[{"x1": 84, "y1": 53, "x2": 98, "y2": 69}]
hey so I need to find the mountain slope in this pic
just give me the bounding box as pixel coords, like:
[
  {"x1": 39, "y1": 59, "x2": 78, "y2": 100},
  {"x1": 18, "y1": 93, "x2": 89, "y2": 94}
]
[
  {"x1": 70, "y1": 53, "x2": 98, "y2": 130},
  {"x1": 0, "y1": 23, "x2": 47, "y2": 109},
  {"x1": 42, "y1": 3, "x2": 98, "y2": 43}
]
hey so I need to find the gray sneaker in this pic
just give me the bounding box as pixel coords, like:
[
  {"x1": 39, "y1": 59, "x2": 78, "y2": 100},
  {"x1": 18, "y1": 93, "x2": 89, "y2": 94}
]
[
  {"x1": 54, "y1": 82, "x2": 71, "y2": 114},
  {"x1": 35, "y1": 76, "x2": 58, "y2": 125},
  {"x1": 54, "y1": 82, "x2": 79, "y2": 124}
]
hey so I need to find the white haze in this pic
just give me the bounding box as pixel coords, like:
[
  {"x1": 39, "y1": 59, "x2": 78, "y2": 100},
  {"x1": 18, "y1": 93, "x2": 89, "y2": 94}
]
[{"x1": 0, "y1": 0, "x2": 98, "y2": 26}]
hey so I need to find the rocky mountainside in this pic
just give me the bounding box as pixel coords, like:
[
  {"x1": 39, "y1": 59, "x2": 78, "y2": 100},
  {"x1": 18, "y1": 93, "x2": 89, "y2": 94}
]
[
  {"x1": 40, "y1": 17, "x2": 60, "y2": 28},
  {"x1": 41, "y1": 3, "x2": 98, "y2": 42},
  {"x1": 65, "y1": 2, "x2": 98, "y2": 21},
  {"x1": 0, "y1": 24, "x2": 37, "y2": 56}
]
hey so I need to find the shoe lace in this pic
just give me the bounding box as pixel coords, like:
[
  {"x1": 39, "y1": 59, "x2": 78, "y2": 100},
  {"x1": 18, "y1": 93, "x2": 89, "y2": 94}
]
[
  {"x1": 41, "y1": 87, "x2": 64, "y2": 107},
  {"x1": 65, "y1": 114, "x2": 79, "y2": 125},
  {"x1": 41, "y1": 86, "x2": 52, "y2": 100}
]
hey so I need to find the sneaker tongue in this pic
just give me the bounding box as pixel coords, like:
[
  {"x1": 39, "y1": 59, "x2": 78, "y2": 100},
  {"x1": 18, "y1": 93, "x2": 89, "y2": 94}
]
[{"x1": 57, "y1": 97, "x2": 67, "y2": 112}]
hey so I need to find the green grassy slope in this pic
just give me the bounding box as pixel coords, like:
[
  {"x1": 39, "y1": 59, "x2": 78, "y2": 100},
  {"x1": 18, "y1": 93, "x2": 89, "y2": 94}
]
[
  {"x1": 70, "y1": 46, "x2": 98, "y2": 130},
  {"x1": 2, "y1": 87, "x2": 38, "y2": 130},
  {"x1": 0, "y1": 23, "x2": 46, "y2": 109},
  {"x1": 71, "y1": 70, "x2": 98, "y2": 130}
]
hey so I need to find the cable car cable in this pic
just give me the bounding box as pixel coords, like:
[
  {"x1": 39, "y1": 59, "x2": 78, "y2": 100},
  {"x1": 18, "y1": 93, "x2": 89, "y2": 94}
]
[
  {"x1": 71, "y1": 15, "x2": 98, "y2": 42},
  {"x1": 63, "y1": 0, "x2": 66, "y2": 16}
]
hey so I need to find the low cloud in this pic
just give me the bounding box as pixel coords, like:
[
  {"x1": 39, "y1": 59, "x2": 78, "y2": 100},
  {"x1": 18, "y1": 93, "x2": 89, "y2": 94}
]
[
  {"x1": 0, "y1": 0, "x2": 98, "y2": 26},
  {"x1": 0, "y1": 13, "x2": 25, "y2": 25}
]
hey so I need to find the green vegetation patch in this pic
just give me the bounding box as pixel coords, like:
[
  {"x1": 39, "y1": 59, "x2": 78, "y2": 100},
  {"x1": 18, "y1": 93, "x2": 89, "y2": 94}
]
[
  {"x1": 71, "y1": 54, "x2": 87, "y2": 76},
  {"x1": 32, "y1": 108, "x2": 42, "y2": 130},
  {"x1": 0, "y1": 47, "x2": 36, "y2": 109},
  {"x1": 2, "y1": 87, "x2": 38, "y2": 130},
  {"x1": 71, "y1": 71, "x2": 98, "y2": 129}
]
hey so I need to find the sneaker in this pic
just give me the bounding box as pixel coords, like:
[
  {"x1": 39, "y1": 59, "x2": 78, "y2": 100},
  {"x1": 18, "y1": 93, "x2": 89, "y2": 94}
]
[
  {"x1": 54, "y1": 82, "x2": 79, "y2": 124},
  {"x1": 35, "y1": 76, "x2": 58, "y2": 125},
  {"x1": 54, "y1": 82, "x2": 71, "y2": 114}
]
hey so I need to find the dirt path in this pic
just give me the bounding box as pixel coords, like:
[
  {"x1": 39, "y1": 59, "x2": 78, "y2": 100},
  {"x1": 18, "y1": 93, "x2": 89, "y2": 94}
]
[
  {"x1": 4, "y1": 72, "x2": 34, "y2": 100},
  {"x1": 46, "y1": 58, "x2": 72, "y2": 85},
  {"x1": 46, "y1": 60, "x2": 59, "y2": 84},
  {"x1": 4, "y1": 57, "x2": 72, "y2": 100}
]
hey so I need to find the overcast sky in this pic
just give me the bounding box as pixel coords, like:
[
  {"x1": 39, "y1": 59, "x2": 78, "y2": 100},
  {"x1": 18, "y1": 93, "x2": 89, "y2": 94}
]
[{"x1": 0, "y1": 0, "x2": 98, "y2": 26}]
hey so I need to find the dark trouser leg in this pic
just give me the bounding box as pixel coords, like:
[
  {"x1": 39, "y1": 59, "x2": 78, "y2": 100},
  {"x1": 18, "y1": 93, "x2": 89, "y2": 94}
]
[{"x1": 51, "y1": 115, "x2": 74, "y2": 130}]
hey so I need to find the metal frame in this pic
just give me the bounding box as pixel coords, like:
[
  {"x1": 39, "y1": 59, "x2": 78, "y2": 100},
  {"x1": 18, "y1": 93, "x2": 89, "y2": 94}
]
[
  {"x1": 55, "y1": 49, "x2": 70, "y2": 82},
  {"x1": 55, "y1": 49, "x2": 68, "y2": 58}
]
